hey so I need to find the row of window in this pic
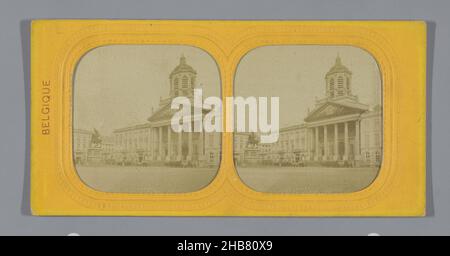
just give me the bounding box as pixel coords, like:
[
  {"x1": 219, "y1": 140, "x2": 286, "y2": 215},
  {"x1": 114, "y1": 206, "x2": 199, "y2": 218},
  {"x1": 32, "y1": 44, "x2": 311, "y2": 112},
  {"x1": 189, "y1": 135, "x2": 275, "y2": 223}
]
[
  {"x1": 364, "y1": 151, "x2": 381, "y2": 162},
  {"x1": 75, "y1": 136, "x2": 90, "y2": 150}
]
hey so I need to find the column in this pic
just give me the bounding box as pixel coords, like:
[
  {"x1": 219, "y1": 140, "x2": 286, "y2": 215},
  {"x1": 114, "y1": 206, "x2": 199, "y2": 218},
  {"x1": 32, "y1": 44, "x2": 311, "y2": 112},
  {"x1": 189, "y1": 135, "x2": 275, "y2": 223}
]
[
  {"x1": 167, "y1": 125, "x2": 172, "y2": 162},
  {"x1": 344, "y1": 122, "x2": 349, "y2": 160},
  {"x1": 177, "y1": 131, "x2": 182, "y2": 161},
  {"x1": 149, "y1": 128, "x2": 153, "y2": 161},
  {"x1": 334, "y1": 123, "x2": 339, "y2": 160},
  {"x1": 153, "y1": 128, "x2": 157, "y2": 160},
  {"x1": 306, "y1": 128, "x2": 311, "y2": 160},
  {"x1": 158, "y1": 126, "x2": 163, "y2": 161},
  {"x1": 187, "y1": 130, "x2": 193, "y2": 161},
  {"x1": 150, "y1": 128, "x2": 154, "y2": 160},
  {"x1": 324, "y1": 125, "x2": 328, "y2": 160},
  {"x1": 199, "y1": 131, "x2": 204, "y2": 160},
  {"x1": 355, "y1": 120, "x2": 360, "y2": 160},
  {"x1": 315, "y1": 126, "x2": 319, "y2": 161}
]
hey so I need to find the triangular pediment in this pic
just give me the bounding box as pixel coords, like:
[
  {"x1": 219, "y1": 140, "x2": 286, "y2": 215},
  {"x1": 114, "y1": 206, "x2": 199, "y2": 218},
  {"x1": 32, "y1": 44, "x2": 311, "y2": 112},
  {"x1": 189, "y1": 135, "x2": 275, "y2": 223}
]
[
  {"x1": 148, "y1": 103, "x2": 211, "y2": 123},
  {"x1": 147, "y1": 104, "x2": 172, "y2": 122},
  {"x1": 304, "y1": 102, "x2": 366, "y2": 122}
]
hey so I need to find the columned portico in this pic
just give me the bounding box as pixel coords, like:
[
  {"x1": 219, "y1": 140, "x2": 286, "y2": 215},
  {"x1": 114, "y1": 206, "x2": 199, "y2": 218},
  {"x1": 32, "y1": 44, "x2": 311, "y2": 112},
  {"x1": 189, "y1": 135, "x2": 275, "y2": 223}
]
[
  {"x1": 151, "y1": 123, "x2": 205, "y2": 164},
  {"x1": 306, "y1": 119, "x2": 361, "y2": 164}
]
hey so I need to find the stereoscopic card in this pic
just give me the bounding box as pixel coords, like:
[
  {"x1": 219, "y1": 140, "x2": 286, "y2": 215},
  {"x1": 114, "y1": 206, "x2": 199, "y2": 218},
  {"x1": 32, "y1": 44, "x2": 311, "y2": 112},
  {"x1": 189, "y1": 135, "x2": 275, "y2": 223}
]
[{"x1": 31, "y1": 20, "x2": 426, "y2": 216}]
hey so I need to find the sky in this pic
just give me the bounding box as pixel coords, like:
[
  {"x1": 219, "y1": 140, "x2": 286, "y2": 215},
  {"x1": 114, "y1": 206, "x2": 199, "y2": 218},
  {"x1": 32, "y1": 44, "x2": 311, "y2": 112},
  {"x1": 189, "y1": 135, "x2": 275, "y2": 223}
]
[{"x1": 74, "y1": 45, "x2": 382, "y2": 135}]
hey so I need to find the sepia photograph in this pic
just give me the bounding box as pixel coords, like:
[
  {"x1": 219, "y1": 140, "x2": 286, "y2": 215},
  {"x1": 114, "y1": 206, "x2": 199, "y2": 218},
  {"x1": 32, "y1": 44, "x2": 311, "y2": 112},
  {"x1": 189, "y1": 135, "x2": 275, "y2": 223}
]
[
  {"x1": 234, "y1": 46, "x2": 383, "y2": 193},
  {"x1": 73, "y1": 45, "x2": 222, "y2": 193}
]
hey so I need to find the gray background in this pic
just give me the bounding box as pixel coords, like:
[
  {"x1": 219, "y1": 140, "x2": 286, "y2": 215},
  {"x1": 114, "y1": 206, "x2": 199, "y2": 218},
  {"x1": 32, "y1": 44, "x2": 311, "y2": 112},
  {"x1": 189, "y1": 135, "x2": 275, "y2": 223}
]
[{"x1": 0, "y1": 0, "x2": 447, "y2": 235}]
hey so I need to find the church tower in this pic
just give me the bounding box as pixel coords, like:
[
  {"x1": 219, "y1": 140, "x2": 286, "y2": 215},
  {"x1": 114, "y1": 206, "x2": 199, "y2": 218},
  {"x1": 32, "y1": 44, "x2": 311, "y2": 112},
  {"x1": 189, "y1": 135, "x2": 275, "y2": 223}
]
[
  {"x1": 169, "y1": 55, "x2": 197, "y2": 98},
  {"x1": 325, "y1": 55, "x2": 353, "y2": 99}
]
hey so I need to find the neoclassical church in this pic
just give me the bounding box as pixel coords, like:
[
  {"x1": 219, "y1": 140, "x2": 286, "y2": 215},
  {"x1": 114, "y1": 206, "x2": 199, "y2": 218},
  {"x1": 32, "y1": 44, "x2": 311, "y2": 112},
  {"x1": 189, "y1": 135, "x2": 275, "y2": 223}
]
[
  {"x1": 112, "y1": 56, "x2": 221, "y2": 167},
  {"x1": 303, "y1": 55, "x2": 381, "y2": 165},
  {"x1": 234, "y1": 56, "x2": 382, "y2": 167}
]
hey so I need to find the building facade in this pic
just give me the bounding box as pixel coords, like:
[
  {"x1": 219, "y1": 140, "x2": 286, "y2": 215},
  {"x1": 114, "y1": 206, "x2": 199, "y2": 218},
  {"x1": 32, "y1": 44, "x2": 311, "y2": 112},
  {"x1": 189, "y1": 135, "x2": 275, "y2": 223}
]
[
  {"x1": 234, "y1": 56, "x2": 382, "y2": 167},
  {"x1": 73, "y1": 129, "x2": 92, "y2": 164},
  {"x1": 112, "y1": 123, "x2": 152, "y2": 165},
  {"x1": 111, "y1": 56, "x2": 221, "y2": 167},
  {"x1": 302, "y1": 56, "x2": 381, "y2": 166}
]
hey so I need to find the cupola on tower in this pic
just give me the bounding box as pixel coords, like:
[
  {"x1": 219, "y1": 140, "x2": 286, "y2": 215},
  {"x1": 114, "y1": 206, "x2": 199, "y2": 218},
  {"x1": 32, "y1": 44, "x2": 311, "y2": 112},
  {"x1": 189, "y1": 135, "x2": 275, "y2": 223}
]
[
  {"x1": 325, "y1": 55, "x2": 353, "y2": 99},
  {"x1": 169, "y1": 55, "x2": 197, "y2": 98}
]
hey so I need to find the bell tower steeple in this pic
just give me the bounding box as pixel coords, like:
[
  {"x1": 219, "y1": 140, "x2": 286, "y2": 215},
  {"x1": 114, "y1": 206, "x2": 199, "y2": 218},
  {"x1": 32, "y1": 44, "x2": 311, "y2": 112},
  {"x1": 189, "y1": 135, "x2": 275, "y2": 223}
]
[
  {"x1": 314, "y1": 54, "x2": 367, "y2": 109},
  {"x1": 325, "y1": 55, "x2": 353, "y2": 99},
  {"x1": 169, "y1": 54, "x2": 197, "y2": 98}
]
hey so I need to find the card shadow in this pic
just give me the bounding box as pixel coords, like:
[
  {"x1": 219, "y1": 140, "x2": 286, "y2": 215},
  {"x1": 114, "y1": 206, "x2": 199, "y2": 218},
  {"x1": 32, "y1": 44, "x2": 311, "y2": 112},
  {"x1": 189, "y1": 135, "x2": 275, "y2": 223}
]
[
  {"x1": 20, "y1": 19, "x2": 31, "y2": 216},
  {"x1": 425, "y1": 20, "x2": 435, "y2": 217}
]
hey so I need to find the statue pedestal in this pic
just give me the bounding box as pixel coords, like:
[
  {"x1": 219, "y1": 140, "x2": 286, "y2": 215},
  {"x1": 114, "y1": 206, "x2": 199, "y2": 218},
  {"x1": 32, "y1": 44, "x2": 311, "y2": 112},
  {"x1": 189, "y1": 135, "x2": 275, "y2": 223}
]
[
  {"x1": 87, "y1": 147, "x2": 102, "y2": 165},
  {"x1": 243, "y1": 147, "x2": 260, "y2": 166}
]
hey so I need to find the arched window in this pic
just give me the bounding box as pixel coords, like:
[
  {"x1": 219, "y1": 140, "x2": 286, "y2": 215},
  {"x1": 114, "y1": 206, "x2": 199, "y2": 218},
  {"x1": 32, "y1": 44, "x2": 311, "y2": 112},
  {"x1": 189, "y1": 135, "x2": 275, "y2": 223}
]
[
  {"x1": 329, "y1": 78, "x2": 335, "y2": 97},
  {"x1": 174, "y1": 77, "x2": 179, "y2": 89},
  {"x1": 337, "y1": 76, "x2": 344, "y2": 96},
  {"x1": 182, "y1": 75, "x2": 188, "y2": 88}
]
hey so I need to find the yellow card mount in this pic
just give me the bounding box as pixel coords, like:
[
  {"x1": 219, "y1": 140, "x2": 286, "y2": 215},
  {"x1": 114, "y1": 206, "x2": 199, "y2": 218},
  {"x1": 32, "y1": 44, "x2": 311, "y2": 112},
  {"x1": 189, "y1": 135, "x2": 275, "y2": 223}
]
[{"x1": 31, "y1": 20, "x2": 426, "y2": 216}]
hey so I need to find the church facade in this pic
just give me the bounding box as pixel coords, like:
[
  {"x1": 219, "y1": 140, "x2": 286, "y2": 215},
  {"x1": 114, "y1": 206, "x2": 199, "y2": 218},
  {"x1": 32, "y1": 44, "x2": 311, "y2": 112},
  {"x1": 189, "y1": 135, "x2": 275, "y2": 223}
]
[
  {"x1": 235, "y1": 56, "x2": 382, "y2": 167},
  {"x1": 302, "y1": 56, "x2": 382, "y2": 166}
]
